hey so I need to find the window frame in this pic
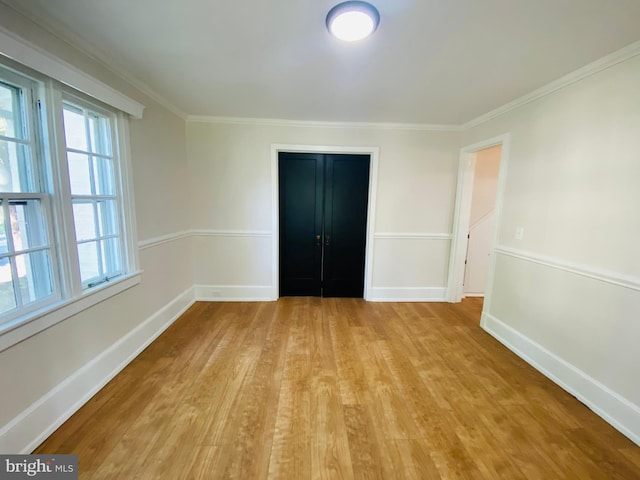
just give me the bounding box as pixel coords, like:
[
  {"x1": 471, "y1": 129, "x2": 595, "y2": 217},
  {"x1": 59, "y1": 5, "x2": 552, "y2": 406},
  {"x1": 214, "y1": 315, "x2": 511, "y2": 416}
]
[
  {"x1": 0, "y1": 66, "x2": 62, "y2": 321},
  {"x1": 61, "y1": 92, "x2": 127, "y2": 290},
  {"x1": 0, "y1": 57, "x2": 140, "y2": 353}
]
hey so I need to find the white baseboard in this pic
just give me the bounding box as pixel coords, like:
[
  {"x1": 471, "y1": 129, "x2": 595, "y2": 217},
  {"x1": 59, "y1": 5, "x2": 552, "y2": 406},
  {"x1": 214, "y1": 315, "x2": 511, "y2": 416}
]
[
  {"x1": 367, "y1": 287, "x2": 447, "y2": 302},
  {"x1": 0, "y1": 286, "x2": 196, "y2": 454},
  {"x1": 194, "y1": 284, "x2": 275, "y2": 302},
  {"x1": 482, "y1": 312, "x2": 640, "y2": 446}
]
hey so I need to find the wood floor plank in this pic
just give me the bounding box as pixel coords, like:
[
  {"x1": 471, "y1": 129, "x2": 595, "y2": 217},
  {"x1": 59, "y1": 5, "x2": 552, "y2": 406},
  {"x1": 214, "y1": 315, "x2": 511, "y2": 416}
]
[
  {"x1": 32, "y1": 298, "x2": 640, "y2": 479},
  {"x1": 343, "y1": 404, "x2": 385, "y2": 480}
]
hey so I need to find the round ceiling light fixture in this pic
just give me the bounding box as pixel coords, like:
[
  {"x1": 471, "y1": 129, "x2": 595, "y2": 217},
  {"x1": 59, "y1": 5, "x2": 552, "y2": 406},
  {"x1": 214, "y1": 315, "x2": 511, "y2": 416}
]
[{"x1": 326, "y1": 1, "x2": 380, "y2": 42}]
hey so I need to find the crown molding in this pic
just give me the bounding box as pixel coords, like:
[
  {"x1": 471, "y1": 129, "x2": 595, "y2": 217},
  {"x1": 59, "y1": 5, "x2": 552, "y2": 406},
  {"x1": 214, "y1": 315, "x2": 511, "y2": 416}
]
[
  {"x1": 2, "y1": 1, "x2": 187, "y2": 120},
  {"x1": 0, "y1": 25, "x2": 145, "y2": 119},
  {"x1": 187, "y1": 115, "x2": 463, "y2": 132},
  {"x1": 463, "y1": 40, "x2": 640, "y2": 130},
  {"x1": 190, "y1": 35, "x2": 640, "y2": 132}
]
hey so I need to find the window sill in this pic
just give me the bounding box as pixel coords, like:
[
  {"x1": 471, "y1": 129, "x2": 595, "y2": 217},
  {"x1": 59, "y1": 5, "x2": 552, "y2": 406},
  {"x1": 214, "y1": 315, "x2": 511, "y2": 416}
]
[{"x1": 0, "y1": 271, "x2": 142, "y2": 353}]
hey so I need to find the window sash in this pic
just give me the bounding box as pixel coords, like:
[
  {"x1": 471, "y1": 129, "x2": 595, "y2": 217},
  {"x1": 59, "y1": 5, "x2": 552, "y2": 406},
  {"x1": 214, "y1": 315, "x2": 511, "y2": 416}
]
[
  {"x1": 62, "y1": 97, "x2": 126, "y2": 290},
  {"x1": 0, "y1": 193, "x2": 58, "y2": 319},
  {"x1": 0, "y1": 75, "x2": 41, "y2": 194},
  {"x1": 0, "y1": 68, "x2": 60, "y2": 321}
]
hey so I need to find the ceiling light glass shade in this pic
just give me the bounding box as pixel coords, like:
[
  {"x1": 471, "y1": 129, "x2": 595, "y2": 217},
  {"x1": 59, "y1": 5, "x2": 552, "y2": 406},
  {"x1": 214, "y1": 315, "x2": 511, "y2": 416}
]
[{"x1": 326, "y1": 1, "x2": 380, "y2": 42}]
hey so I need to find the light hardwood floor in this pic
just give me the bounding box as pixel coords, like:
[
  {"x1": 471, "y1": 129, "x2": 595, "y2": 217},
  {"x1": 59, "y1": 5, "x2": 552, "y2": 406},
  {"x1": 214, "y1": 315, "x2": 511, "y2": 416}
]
[{"x1": 35, "y1": 298, "x2": 640, "y2": 479}]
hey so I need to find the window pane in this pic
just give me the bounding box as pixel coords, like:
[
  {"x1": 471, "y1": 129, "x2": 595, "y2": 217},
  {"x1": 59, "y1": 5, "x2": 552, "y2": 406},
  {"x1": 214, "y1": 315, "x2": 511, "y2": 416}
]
[
  {"x1": 89, "y1": 113, "x2": 112, "y2": 156},
  {"x1": 0, "y1": 140, "x2": 34, "y2": 192},
  {"x1": 0, "y1": 82, "x2": 26, "y2": 140},
  {"x1": 73, "y1": 202, "x2": 96, "y2": 241},
  {"x1": 63, "y1": 105, "x2": 87, "y2": 151},
  {"x1": 101, "y1": 237, "x2": 122, "y2": 276},
  {"x1": 9, "y1": 199, "x2": 48, "y2": 251},
  {"x1": 16, "y1": 250, "x2": 53, "y2": 305},
  {"x1": 97, "y1": 200, "x2": 118, "y2": 236},
  {"x1": 67, "y1": 152, "x2": 92, "y2": 195},
  {"x1": 0, "y1": 258, "x2": 16, "y2": 314},
  {"x1": 77, "y1": 241, "x2": 99, "y2": 283},
  {"x1": 94, "y1": 157, "x2": 115, "y2": 195}
]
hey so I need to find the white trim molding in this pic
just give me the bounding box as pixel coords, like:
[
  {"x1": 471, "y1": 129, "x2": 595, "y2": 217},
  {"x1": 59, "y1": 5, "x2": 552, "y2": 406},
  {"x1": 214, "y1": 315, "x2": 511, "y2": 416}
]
[
  {"x1": 194, "y1": 285, "x2": 274, "y2": 302},
  {"x1": 0, "y1": 286, "x2": 196, "y2": 453},
  {"x1": 0, "y1": 273, "x2": 141, "y2": 353},
  {"x1": 138, "y1": 230, "x2": 192, "y2": 250},
  {"x1": 482, "y1": 312, "x2": 640, "y2": 446},
  {"x1": 0, "y1": 25, "x2": 145, "y2": 118},
  {"x1": 188, "y1": 41, "x2": 640, "y2": 131},
  {"x1": 138, "y1": 229, "x2": 273, "y2": 251},
  {"x1": 374, "y1": 232, "x2": 452, "y2": 240},
  {"x1": 188, "y1": 115, "x2": 462, "y2": 132},
  {"x1": 463, "y1": 40, "x2": 640, "y2": 129},
  {"x1": 448, "y1": 134, "x2": 511, "y2": 304},
  {"x1": 192, "y1": 229, "x2": 272, "y2": 238},
  {"x1": 367, "y1": 287, "x2": 447, "y2": 302},
  {"x1": 495, "y1": 246, "x2": 640, "y2": 292}
]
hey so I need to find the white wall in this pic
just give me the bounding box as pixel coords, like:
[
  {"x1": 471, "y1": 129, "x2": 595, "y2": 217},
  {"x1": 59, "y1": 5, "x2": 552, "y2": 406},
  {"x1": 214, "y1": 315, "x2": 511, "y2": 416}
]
[
  {"x1": 464, "y1": 53, "x2": 640, "y2": 444},
  {"x1": 186, "y1": 122, "x2": 461, "y2": 301},
  {"x1": 0, "y1": 5, "x2": 194, "y2": 453},
  {"x1": 463, "y1": 145, "x2": 501, "y2": 296}
]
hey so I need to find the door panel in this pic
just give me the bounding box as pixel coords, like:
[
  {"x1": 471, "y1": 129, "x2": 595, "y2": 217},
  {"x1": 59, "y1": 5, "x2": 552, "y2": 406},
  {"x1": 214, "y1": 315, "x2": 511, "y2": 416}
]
[
  {"x1": 278, "y1": 152, "x2": 370, "y2": 298},
  {"x1": 323, "y1": 155, "x2": 370, "y2": 297},
  {"x1": 279, "y1": 153, "x2": 323, "y2": 296}
]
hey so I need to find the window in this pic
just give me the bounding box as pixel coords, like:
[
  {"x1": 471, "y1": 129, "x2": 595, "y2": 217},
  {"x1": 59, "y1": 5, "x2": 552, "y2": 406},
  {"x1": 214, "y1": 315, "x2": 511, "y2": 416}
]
[
  {"x1": 63, "y1": 100, "x2": 123, "y2": 288},
  {"x1": 0, "y1": 58, "x2": 139, "y2": 344},
  {"x1": 0, "y1": 71, "x2": 56, "y2": 319}
]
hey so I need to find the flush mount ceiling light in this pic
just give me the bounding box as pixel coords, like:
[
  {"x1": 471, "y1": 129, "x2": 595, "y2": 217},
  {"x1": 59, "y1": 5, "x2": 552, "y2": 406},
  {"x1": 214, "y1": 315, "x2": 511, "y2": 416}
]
[{"x1": 326, "y1": 1, "x2": 380, "y2": 42}]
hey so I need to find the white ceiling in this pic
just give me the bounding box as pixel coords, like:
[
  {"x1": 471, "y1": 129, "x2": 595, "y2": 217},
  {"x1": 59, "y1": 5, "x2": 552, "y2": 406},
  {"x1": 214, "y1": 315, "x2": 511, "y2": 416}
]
[{"x1": 5, "y1": 0, "x2": 640, "y2": 124}]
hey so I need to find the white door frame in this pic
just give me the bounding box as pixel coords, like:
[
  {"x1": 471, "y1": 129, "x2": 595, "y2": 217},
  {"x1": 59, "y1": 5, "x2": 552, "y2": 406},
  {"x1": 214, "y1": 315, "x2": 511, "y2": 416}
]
[
  {"x1": 447, "y1": 134, "x2": 510, "y2": 312},
  {"x1": 271, "y1": 144, "x2": 380, "y2": 301}
]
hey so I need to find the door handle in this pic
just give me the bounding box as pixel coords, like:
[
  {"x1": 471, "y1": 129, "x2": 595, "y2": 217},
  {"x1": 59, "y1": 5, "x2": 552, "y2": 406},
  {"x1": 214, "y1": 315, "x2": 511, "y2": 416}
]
[
  {"x1": 316, "y1": 234, "x2": 321, "y2": 246},
  {"x1": 324, "y1": 235, "x2": 331, "y2": 246}
]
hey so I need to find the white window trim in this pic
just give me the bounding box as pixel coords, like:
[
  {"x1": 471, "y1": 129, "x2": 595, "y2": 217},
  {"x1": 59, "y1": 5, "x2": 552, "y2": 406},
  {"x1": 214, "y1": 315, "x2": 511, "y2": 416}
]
[
  {"x1": 0, "y1": 56, "x2": 142, "y2": 353},
  {"x1": 0, "y1": 271, "x2": 141, "y2": 352},
  {"x1": 61, "y1": 91, "x2": 127, "y2": 290}
]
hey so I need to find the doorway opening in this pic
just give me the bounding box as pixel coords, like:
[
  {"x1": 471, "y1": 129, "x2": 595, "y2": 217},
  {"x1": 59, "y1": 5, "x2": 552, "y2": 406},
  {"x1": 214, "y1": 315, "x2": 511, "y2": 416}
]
[
  {"x1": 448, "y1": 135, "x2": 510, "y2": 317},
  {"x1": 463, "y1": 145, "x2": 501, "y2": 297}
]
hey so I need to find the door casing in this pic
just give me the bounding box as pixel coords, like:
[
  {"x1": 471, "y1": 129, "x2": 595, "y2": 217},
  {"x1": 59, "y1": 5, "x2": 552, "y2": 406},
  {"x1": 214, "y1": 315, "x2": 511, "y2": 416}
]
[
  {"x1": 448, "y1": 134, "x2": 510, "y2": 318},
  {"x1": 271, "y1": 144, "x2": 379, "y2": 300}
]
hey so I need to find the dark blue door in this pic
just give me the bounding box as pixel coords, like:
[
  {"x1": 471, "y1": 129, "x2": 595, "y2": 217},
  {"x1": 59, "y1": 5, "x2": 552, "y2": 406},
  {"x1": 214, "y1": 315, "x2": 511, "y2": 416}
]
[{"x1": 279, "y1": 152, "x2": 370, "y2": 297}]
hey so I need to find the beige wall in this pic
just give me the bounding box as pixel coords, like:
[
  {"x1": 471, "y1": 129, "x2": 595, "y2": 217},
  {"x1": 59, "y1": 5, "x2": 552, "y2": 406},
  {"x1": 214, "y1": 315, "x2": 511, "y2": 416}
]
[
  {"x1": 469, "y1": 145, "x2": 501, "y2": 225},
  {"x1": 186, "y1": 122, "x2": 461, "y2": 297},
  {"x1": 0, "y1": 5, "x2": 192, "y2": 446},
  {"x1": 463, "y1": 54, "x2": 640, "y2": 422}
]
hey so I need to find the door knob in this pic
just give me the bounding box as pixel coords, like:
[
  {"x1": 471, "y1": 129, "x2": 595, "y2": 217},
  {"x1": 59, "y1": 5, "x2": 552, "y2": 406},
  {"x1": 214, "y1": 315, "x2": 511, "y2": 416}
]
[
  {"x1": 324, "y1": 235, "x2": 331, "y2": 246},
  {"x1": 316, "y1": 234, "x2": 321, "y2": 246}
]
